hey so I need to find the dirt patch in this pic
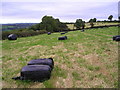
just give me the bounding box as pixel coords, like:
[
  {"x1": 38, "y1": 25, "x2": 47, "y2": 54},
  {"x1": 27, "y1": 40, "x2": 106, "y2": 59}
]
[
  {"x1": 83, "y1": 53, "x2": 100, "y2": 65},
  {"x1": 74, "y1": 52, "x2": 83, "y2": 58},
  {"x1": 27, "y1": 45, "x2": 44, "y2": 50},
  {"x1": 63, "y1": 73, "x2": 73, "y2": 88},
  {"x1": 63, "y1": 49, "x2": 68, "y2": 52},
  {"x1": 24, "y1": 45, "x2": 47, "y2": 56},
  {"x1": 30, "y1": 82, "x2": 45, "y2": 88},
  {"x1": 55, "y1": 77, "x2": 64, "y2": 88},
  {"x1": 66, "y1": 52, "x2": 82, "y2": 59},
  {"x1": 90, "y1": 78, "x2": 110, "y2": 88},
  {"x1": 77, "y1": 44, "x2": 85, "y2": 53},
  {"x1": 82, "y1": 53, "x2": 109, "y2": 75},
  {"x1": 52, "y1": 43, "x2": 64, "y2": 49},
  {"x1": 83, "y1": 33, "x2": 98, "y2": 38}
]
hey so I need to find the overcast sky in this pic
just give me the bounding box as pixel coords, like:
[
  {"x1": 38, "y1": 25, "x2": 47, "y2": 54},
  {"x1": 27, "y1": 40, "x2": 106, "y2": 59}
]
[{"x1": 0, "y1": 0, "x2": 119, "y2": 24}]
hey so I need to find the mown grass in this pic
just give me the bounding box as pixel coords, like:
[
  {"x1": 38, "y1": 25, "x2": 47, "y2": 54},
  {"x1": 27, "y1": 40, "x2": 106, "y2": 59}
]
[{"x1": 2, "y1": 26, "x2": 118, "y2": 88}]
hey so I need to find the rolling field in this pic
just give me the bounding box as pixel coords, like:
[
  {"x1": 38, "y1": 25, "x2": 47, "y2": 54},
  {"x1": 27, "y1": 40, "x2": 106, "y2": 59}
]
[
  {"x1": 2, "y1": 26, "x2": 118, "y2": 88},
  {"x1": 66, "y1": 22, "x2": 119, "y2": 30}
]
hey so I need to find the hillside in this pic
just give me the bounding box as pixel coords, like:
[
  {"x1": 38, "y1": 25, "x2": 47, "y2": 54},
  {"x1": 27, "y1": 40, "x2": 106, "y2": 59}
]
[
  {"x1": 66, "y1": 22, "x2": 119, "y2": 30},
  {"x1": 1, "y1": 23, "x2": 38, "y2": 31},
  {"x1": 2, "y1": 26, "x2": 118, "y2": 88}
]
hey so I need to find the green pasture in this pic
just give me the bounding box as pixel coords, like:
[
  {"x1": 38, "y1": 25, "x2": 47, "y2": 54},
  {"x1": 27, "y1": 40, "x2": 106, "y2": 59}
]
[{"x1": 2, "y1": 26, "x2": 118, "y2": 88}]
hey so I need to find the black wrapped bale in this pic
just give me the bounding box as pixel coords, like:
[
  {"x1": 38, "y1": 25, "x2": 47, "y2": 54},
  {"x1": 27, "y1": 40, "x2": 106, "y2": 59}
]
[
  {"x1": 113, "y1": 35, "x2": 120, "y2": 41},
  {"x1": 8, "y1": 34, "x2": 17, "y2": 40},
  {"x1": 28, "y1": 58, "x2": 54, "y2": 70},
  {"x1": 115, "y1": 37, "x2": 120, "y2": 41},
  {"x1": 47, "y1": 32, "x2": 51, "y2": 35},
  {"x1": 81, "y1": 29, "x2": 84, "y2": 32},
  {"x1": 61, "y1": 32, "x2": 65, "y2": 35},
  {"x1": 20, "y1": 65, "x2": 51, "y2": 81},
  {"x1": 58, "y1": 36, "x2": 67, "y2": 40}
]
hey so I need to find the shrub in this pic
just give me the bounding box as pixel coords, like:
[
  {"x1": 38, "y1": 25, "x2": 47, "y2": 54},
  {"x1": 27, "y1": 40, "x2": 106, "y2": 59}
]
[{"x1": 2, "y1": 30, "x2": 47, "y2": 40}]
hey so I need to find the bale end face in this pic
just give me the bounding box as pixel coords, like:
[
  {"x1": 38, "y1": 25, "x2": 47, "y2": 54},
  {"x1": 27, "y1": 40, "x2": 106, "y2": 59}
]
[{"x1": 21, "y1": 65, "x2": 51, "y2": 81}]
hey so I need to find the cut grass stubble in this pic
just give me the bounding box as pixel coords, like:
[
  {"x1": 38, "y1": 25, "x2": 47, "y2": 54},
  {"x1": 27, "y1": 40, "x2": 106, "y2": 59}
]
[{"x1": 2, "y1": 27, "x2": 118, "y2": 88}]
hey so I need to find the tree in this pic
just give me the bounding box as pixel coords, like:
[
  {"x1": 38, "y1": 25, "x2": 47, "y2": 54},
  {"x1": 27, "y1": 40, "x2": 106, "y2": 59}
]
[
  {"x1": 29, "y1": 24, "x2": 40, "y2": 31},
  {"x1": 81, "y1": 21, "x2": 85, "y2": 29},
  {"x1": 89, "y1": 18, "x2": 96, "y2": 22},
  {"x1": 41, "y1": 16, "x2": 55, "y2": 32},
  {"x1": 118, "y1": 16, "x2": 120, "y2": 21},
  {"x1": 108, "y1": 15, "x2": 113, "y2": 21},
  {"x1": 89, "y1": 19, "x2": 94, "y2": 27},
  {"x1": 74, "y1": 19, "x2": 83, "y2": 29},
  {"x1": 89, "y1": 19, "x2": 93, "y2": 23},
  {"x1": 29, "y1": 15, "x2": 68, "y2": 32},
  {"x1": 40, "y1": 15, "x2": 68, "y2": 32},
  {"x1": 93, "y1": 18, "x2": 97, "y2": 22},
  {"x1": 90, "y1": 22, "x2": 94, "y2": 28}
]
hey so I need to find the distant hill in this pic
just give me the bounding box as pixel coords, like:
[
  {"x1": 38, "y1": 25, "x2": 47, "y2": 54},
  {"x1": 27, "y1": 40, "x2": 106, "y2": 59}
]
[{"x1": 1, "y1": 23, "x2": 38, "y2": 31}]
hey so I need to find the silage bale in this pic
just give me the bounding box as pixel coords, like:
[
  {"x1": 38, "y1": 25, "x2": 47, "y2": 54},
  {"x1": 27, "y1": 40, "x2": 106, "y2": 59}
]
[
  {"x1": 12, "y1": 65, "x2": 51, "y2": 81},
  {"x1": 47, "y1": 32, "x2": 51, "y2": 35},
  {"x1": 8, "y1": 34, "x2": 17, "y2": 40},
  {"x1": 113, "y1": 35, "x2": 120, "y2": 41},
  {"x1": 61, "y1": 32, "x2": 65, "y2": 35},
  {"x1": 27, "y1": 58, "x2": 54, "y2": 70},
  {"x1": 115, "y1": 37, "x2": 120, "y2": 41},
  {"x1": 58, "y1": 36, "x2": 67, "y2": 40},
  {"x1": 20, "y1": 65, "x2": 51, "y2": 81}
]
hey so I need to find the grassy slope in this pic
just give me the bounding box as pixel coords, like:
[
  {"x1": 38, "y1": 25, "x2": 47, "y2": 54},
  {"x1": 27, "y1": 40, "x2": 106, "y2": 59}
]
[
  {"x1": 66, "y1": 22, "x2": 119, "y2": 30},
  {"x1": 2, "y1": 27, "x2": 118, "y2": 88}
]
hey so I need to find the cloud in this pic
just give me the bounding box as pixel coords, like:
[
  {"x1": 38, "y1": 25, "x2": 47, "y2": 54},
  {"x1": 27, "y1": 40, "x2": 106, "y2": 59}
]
[
  {"x1": 1, "y1": 0, "x2": 119, "y2": 23},
  {"x1": 1, "y1": 0, "x2": 120, "y2": 2}
]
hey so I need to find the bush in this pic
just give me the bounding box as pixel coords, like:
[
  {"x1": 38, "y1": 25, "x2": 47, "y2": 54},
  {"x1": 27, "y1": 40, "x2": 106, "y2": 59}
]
[{"x1": 2, "y1": 30, "x2": 47, "y2": 40}]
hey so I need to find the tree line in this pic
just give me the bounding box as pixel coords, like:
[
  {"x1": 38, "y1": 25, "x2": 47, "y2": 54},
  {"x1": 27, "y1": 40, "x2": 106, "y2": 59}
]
[
  {"x1": 29, "y1": 16, "x2": 68, "y2": 32},
  {"x1": 29, "y1": 15, "x2": 119, "y2": 32},
  {"x1": 2, "y1": 15, "x2": 119, "y2": 40}
]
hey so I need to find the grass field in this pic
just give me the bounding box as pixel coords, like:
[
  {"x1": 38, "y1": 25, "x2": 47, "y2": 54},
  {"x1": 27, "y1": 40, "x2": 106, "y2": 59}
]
[
  {"x1": 2, "y1": 26, "x2": 118, "y2": 88},
  {"x1": 66, "y1": 22, "x2": 119, "y2": 30}
]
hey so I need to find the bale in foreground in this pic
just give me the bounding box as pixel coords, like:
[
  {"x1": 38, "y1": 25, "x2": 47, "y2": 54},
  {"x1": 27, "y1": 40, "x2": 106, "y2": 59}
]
[
  {"x1": 27, "y1": 58, "x2": 54, "y2": 70},
  {"x1": 21, "y1": 65, "x2": 51, "y2": 81},
  {"x1": 12, "y1": 65, "x2": 51, "y2": 82}
]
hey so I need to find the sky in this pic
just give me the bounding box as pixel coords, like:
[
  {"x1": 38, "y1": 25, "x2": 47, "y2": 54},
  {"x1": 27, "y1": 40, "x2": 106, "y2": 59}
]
[{"x1": 0, "y1": 0, "x2": 119, "y2": 24}]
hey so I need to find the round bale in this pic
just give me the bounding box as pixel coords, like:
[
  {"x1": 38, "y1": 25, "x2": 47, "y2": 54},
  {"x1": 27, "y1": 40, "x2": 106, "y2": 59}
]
[
  {"x1": 47, "y1": 32, "x2": 51, "y2": 35},
  {"x1": 61, "y1": 32, "x2": 65, "y2": 35},
  {"x1": 27, "y1": 58, "x2": 54, "y2": 70},
  {"x1": 21, "y1": 65, "x2": 51, "y2": 81},
  {"x1": 115, "y1": 37, "x2": 120, "y2": 41},
  {"x1": 58, "y1": 36, "x2": 67, "y2": 40},
  {"x1": 8, "y1": 34, "x2": 17, "y2": 40},
  {"x1": 113, "y1": 35, "x2": 120, "y2": 41}
]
